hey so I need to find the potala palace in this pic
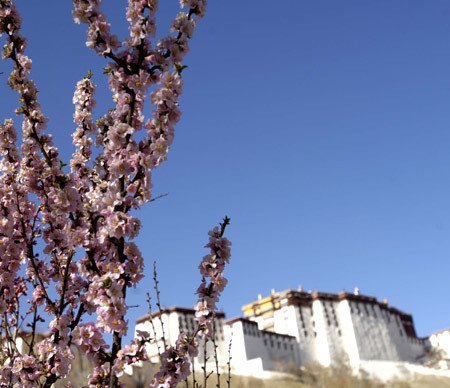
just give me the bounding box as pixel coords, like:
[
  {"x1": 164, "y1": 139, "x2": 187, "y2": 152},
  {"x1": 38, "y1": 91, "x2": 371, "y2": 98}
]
[{"x1": 134, "y1": 287, "x2": 450, "y2": 380}]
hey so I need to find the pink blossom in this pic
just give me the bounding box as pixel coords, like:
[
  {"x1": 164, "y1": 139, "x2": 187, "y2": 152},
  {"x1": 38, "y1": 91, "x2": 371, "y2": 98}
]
[{"x1": 0, "y1": 0, "x2": 214, "y2": 386}]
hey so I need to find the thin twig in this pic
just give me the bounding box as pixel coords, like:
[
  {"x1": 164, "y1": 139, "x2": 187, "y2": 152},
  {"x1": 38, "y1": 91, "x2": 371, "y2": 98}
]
[
  {"x1": 153, "y1": 261, "x2": 168, "y2": 352},
  {"x1": 191, "y1": 354, "x2": 196, "y2": 388},
  {"x1": 203, "y1": 336, "x2": 208, "y2": 388},
  {"x1": 212, "y1": 317, "x2": 220, "y2": 388},
  {"x1": 149, "y1": 192, "x2": 169, "y2": 203},
  {"x1": 227, "y1": 334, "x2": 232, "y2": 388},
  {"x1": 28, "y1": 301, "x2": 38, "y2": 355},
  {"x1": 146, "y1": 292, "x2": 163, "y2": 364}
]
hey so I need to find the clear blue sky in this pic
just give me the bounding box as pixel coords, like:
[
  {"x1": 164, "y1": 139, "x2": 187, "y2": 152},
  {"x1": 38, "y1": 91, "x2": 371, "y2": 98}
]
[{"x1": 2, "y1": 1, "x2": 450, "y2": 341}]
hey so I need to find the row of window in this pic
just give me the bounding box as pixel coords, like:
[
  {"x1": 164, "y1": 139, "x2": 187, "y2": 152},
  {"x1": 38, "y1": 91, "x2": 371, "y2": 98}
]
[
  {"x1": 324, "y1": 304, "x2": 339, "y2": 327},
  {"x1": 350, "y1": 302, "x2": 378, "y2": 318},
  {"x1": 298, "y1": 308, "x2": 339, "y2": 328},
  {"x1": 263, "y1": 339, "x2": 295, "y2": 351},
  {"x1": 300, "y1": 328, "x2": 342, "y2": 338},
  {"x1": 178, "y1": 315, "x2": 224, "y2": 334},
  {"x1": 242, "y1": 325, "x2": 260, "y2": 337}
]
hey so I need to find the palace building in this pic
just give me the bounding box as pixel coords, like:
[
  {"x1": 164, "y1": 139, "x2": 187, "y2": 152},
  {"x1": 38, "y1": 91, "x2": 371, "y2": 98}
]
[
  {"x1": 241, "y1": 287, "x2": 426, "y2": 368},
  {"x1": 133, "y1": 287, "x2": 447, "y2": 378}
]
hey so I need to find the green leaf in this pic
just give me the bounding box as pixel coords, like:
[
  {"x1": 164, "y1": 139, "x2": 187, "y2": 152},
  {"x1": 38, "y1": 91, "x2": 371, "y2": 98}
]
[{"x1": 174, "y1": 63, "x2": 188, "y2": 75}]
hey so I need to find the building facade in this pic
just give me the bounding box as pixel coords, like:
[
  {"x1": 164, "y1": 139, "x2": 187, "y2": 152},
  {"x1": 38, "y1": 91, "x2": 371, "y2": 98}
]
[
  {"x1": 133, "y1": 288, "x2": 447, "y2": 378},
  {"x1": 224, "y1": 317, "x2": 297, "y2": 377},
  {"x1": 241, "y1": 288, "x2": 427, "y2": 367},
  {"x1": 135, "y1": 307, "x2": 228, "y2": 371}
]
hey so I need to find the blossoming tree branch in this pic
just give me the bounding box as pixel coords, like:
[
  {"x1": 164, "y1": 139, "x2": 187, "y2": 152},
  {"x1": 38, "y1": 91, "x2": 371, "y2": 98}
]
[{"x1": 0, "y1": 0, "x2": 231, "y2": 387}]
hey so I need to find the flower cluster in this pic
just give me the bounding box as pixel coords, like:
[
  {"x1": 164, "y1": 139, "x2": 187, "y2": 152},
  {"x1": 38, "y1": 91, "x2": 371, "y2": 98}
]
[
  {"x1": 149, "y1": 333, "x2": 199, "y2": 388},
  {"x1": 149, "y1": 219, "x2": 231, "y2": 388},
  {"x1": 0, "y1": 119, "x2": 32, "y2": 316},
  {"x1": 72, "y1": 322, "x2": 109, "y2": 366},
  {"x1": 111, "y1": 330, "x2": 151, "y2": 378},
  {"x1": 72, "y1": 0, "x2": 120, "y2": 55},
  {"x1": 71, "y1": 74, "x2": 96, "y2": 183},
  {"x1": 125, "y1": 0, "x2": 158, "y2": 48},
  {"x1": 37, "y1": 338, "x2": 74, "y2": 378},
  {"x1": 194, "y1": 217, "x2": 231, "y2": 336},
  {"x1": 0, "y1": 0, "x2": 219, "y2": 387},
  {"x1": 12, "y1": 354, "x2": 41, "y2": 384}
]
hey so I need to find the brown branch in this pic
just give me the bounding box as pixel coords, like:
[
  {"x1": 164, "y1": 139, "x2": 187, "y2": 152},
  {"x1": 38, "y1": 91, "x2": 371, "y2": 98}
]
[
  {"x1": 28, "y1": 301, "x2": 38, "y2": 355},
  {"x1": 149, "y1": 192, "x2": 169, "y2": 203},
  {"x1": 153, "y1": 261, "x2": 167, "y2": 352},
  {"x1": 212, "y1": 318, "x2": 220, "y2": 388},
  {"x1": 202, "y1": 336, "x2": 208, "y2": 388},
  {"x1": 146, "y1": 292, "x2": 163, "y2": 364},
  {"x1": 226, "y1": 336, "x2": 232, "y2": 388},
  {"x1": 58, "y1": 250, "x2": 75, "y2": 316}
]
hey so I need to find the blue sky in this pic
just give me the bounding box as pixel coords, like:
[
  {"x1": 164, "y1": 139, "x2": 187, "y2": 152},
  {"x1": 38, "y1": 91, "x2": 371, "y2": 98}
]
[{"x1": 2, "y1": 1, "x2": 450, "y2": 341}]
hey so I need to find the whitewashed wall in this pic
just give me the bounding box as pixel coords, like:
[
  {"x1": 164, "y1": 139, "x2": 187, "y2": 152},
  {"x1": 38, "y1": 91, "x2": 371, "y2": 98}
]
[
  {"x1": 133, "y1": 288, "x2": 430, "y2": 379},
  {"x1": 429, "y1": 330, "x2": 450, "y2": 359},
  {"x1": 135, "y1": 309, "x2": 228, "y2": 369}
]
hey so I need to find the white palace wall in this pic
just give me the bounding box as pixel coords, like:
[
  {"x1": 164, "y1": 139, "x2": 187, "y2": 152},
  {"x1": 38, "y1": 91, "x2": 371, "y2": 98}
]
[
  {"x1": 242, "y1": 288, "x2": 430, "y2": 369},
  {"x1": 337, "y1": 299, "x2": 360, "y2": 366},
  {"x1": 135, "y1": 307, "x2": 228, "y2": 371},
  {"x1": 429, "y1": 329, "x2": 450, "y2": 369},
  {"x1": 225, "y1": 317, "x2": 297, "y2": 377},
  {"x1": 348, "y1": 300, "x2": 399, "y2": 361},
  {"x1": 429, "y1": 329, "x2": 450, "y2": 358},
  {"x1": 132, "y1": 288, "x2": 446, "y2": 379}
]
